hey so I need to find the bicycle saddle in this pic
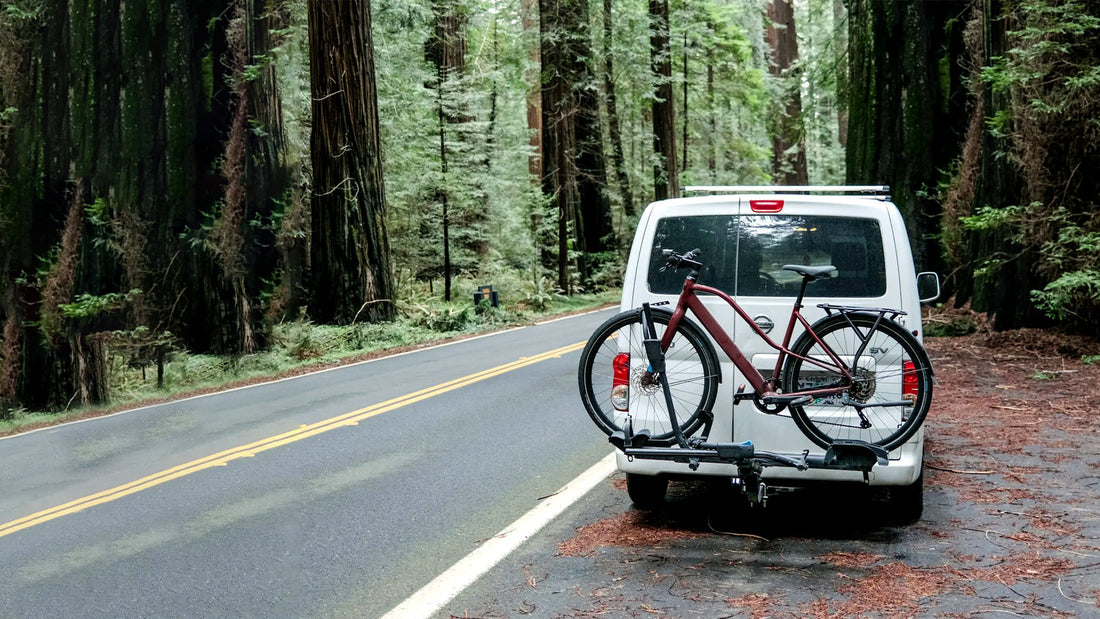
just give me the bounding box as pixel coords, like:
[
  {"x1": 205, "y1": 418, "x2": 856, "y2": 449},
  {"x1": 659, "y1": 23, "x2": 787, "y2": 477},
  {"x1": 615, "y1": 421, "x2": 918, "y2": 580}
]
[{"x1": 782, "y1": 264, "x2": 837, "y2": 280}]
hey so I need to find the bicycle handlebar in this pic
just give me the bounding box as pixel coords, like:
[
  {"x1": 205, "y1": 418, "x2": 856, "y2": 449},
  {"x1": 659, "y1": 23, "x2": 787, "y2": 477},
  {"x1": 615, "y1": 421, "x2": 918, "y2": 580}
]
[{"x1": 659, "y1": 248, "x2": 703, "y2": 272}]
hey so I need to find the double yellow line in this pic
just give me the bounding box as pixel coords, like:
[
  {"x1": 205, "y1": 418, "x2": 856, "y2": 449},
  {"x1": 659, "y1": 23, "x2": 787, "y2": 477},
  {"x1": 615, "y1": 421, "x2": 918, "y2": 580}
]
[{"x1": 0, "y1": 340, "x2": 586, "y2": 539}]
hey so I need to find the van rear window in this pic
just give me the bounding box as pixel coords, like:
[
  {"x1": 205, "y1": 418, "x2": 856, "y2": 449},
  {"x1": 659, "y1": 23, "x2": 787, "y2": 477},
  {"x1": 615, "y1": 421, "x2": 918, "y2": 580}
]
[{"x1": 647, "y1": 215, "x2": 887, "y2": 297}]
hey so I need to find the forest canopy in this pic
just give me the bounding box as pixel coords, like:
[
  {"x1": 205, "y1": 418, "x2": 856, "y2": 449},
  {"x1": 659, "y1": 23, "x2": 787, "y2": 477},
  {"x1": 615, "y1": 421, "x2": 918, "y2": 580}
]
[{"x1": 1, "y1": 0, "x2": 1099, "y2": 414}]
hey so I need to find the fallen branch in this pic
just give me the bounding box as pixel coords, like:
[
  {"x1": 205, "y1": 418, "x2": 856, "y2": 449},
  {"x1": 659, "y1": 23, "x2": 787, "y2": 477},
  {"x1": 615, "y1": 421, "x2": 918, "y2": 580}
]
[
  {"x1": 1056, "y1": 578, "x2": 1096, "y2": 605},
  {"x1": 706, "y1": 518, "x2": 770, "y2": 542},
  {"x1": 351, "y1": 298, "x2": 395, "y2": 324}
]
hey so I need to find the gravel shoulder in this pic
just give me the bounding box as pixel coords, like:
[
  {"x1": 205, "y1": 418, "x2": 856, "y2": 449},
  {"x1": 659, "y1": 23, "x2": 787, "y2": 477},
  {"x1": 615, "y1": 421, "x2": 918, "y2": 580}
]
[{"x1": 444, "y1": 323, "x2": 1100, "y2": 618}]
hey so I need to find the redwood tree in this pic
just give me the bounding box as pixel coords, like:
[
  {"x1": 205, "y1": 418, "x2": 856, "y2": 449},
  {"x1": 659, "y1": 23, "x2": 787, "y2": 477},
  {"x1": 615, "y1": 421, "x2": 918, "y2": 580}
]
[
  {"x1": 765, "y1": 0, "x2": 808, "y2": 185},
  {"x1": 307, "y1": 0, "x2": 394, "y2": 324},
  {"x1": 0, "y1": 0, "x2": 288, "y2": 411},
  {"x1": 540, "y1": 0, "x2": 614, "y2": 290},
  {"x1": 650, "y1": 0, "x2": 679, "y2": 200},
  {"x1": 845, "y1": 0, "x2": 967, "y2": 271}
]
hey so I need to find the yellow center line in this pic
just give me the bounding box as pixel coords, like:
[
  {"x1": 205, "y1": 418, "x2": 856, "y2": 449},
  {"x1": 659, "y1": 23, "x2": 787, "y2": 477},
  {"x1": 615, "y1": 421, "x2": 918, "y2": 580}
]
[{"x1": 0, "y1": 340, "x2": 587, "y2": 539}]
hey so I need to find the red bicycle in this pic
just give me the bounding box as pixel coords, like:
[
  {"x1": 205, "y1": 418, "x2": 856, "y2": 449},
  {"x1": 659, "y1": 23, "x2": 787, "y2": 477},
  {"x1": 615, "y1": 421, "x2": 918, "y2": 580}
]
[{"x1": 579, "y1": 248, "x2": 934, "y2": 453}]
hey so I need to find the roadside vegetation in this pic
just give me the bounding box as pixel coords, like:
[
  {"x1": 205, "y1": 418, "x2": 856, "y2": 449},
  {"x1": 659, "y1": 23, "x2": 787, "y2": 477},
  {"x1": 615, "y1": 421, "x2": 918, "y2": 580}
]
[{"x1": 0, "y1": 281, "x2": 617, "y2": 436}]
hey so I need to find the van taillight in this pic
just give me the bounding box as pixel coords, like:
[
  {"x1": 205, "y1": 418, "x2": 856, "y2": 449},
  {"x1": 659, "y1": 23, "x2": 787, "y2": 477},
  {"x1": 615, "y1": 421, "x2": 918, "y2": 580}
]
[
  {"x1": 612, "y1": 353, "x2": 630, "y2": 411},
  {"x1": 902, "y1": 359, "x2": 918, "y2": 399},
  {"x1": 750, "y1": 199, "x2": 783, "y2": 213}
]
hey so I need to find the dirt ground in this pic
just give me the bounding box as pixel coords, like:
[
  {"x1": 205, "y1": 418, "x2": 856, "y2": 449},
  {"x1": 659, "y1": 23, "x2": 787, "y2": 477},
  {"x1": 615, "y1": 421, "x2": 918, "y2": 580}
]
[{"x1": 448, "y1": 308, "x2": 1100, "y2": 618}]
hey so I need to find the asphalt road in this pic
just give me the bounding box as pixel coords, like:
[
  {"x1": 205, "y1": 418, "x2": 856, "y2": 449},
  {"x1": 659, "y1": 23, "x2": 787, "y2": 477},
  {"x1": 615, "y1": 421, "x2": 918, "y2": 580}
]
[{"x1": 0, "y1": 308, "x2": 617, "y2": 618}]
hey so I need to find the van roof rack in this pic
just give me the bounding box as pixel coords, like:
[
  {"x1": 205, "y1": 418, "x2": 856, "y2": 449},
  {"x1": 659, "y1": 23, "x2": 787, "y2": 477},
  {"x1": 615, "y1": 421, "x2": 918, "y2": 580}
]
[{"x1": 682, "y1": 185, "x2": 891, "y2": 199}]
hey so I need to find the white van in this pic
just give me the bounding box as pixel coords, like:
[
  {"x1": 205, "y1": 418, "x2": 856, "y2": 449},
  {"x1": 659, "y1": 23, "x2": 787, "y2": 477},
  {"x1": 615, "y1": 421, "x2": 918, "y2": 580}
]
[{"x1": 613, "y1": 186, "x2": 939, "y2": 518}]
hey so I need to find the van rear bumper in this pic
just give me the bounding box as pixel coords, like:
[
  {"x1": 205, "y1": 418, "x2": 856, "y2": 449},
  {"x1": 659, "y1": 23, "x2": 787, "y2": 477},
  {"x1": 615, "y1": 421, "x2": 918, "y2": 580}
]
[{"x1": 615, "y1": 431, "x2": 923, "y2": 487}]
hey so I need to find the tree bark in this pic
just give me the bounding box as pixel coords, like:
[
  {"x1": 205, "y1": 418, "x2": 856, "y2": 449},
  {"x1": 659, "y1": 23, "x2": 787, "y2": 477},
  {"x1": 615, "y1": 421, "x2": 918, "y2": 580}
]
[
  {"x1": 0, "y1": 0, "x2": 289, "y2": 410},
  {"x1": 765, "y1": 0, "x2": 808, "y2": 185},
  {"x1": 650, "y1": 0, "x2": 679, "y2": 200},
  {"x1": 541, "y1": 0, "x2": 613, "y2": 291},
  {"x1": 308, "y1": 0, "x2": 395, "y2": 324},
  {"x1": 682, "y1": 30, "x2": 689, "y2": 173},
  {"x1": 522, "y1": 0, "x2": 543, "y2": 180},
  {"x1": 834, "y1": 0, "x2": 849, "y2": 148},
  {"x1": 845, "y1": 0, "x2": 968, "y2": 272}
]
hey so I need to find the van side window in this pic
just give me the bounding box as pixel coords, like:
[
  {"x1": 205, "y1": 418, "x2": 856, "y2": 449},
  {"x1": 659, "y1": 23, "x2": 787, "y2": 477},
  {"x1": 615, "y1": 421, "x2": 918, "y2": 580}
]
[{"x1": 647, "y1": 215, "x2": 887, "y2": 298}]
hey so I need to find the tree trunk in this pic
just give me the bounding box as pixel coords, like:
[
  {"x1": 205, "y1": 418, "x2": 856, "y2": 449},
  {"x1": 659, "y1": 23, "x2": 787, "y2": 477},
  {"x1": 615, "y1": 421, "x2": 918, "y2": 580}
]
[
  {"x1": 522, "y1": 0, "x2": 543, "y2": 180},
  {"x1": 682, "y1": 30, "x2": 689, "y2": 173},
  {"x1": 603, "y1": 0, "x2": 635, "y2": 217},
  {"x1": 426, "y1": 0, "x2": 470, "y2": 301},
  {"x1": 650, "y1": 0, "x2": 679, "y2": 200},
  {"x1": 845, "y1": 0, "x2": 968, "y2": 273},
  {"x1": 540, "y1": 0, "x2": 577, "y2": 291},
  {"x1": 541, "y1": 0, "x2": 613, "y2": 291},
  {"x1": 0, "y1": 0, "x2": 289, "y2": 411},
  {"x1": 765, "y1": 0, "x2": 808, "y2": 185},
  {"x1": 308, "y1": 0, "x2": 395, "y2": 324},
  {"x1": 575, "y1": 63, "x2": 614, "y2": 281},
  {"x1": 834, "y1": 0, "x2": 849, "y2": 147}
]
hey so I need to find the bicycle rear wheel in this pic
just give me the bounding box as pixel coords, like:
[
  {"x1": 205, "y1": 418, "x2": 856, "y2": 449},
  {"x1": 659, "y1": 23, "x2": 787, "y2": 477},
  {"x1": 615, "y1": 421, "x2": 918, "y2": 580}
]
[
  {"x1": 783, "y1": 313, "x2": 933, "y2": 452},
  {"x1": 578, "y1": 309, "x2": 719, "y2": 446}
]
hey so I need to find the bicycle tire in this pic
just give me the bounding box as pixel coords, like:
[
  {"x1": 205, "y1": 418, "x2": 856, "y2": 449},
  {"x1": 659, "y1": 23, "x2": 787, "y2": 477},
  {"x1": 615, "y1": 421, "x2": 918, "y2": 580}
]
[
  {"x1": 578, "y1": 308, "x2": 719, "y2": 446},
  {"x1": 783, "y1": 313, "x2": 933, "y2": 452}
]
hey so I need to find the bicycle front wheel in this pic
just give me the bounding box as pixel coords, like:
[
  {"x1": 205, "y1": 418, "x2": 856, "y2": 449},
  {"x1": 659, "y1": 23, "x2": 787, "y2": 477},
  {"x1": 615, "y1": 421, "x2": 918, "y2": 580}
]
[
  {"x1": 783, "y1": 313, "x2": 934, "y2": 452},
  {"x1": 578, "y1": 308, "x2": 719, "y2": 446}
]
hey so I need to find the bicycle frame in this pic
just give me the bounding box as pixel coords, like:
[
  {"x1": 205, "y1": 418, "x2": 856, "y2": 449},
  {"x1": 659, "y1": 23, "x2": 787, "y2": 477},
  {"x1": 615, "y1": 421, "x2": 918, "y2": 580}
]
[{"x1": 660, "y1": 274, "x2": 853, "y2": 400}]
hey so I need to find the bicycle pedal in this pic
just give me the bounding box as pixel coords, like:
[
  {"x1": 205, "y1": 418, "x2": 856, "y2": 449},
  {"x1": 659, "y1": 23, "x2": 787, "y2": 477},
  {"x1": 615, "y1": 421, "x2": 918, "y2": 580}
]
[{"x1": 733, "y1": 384, "x2": 753, "y2": 403}]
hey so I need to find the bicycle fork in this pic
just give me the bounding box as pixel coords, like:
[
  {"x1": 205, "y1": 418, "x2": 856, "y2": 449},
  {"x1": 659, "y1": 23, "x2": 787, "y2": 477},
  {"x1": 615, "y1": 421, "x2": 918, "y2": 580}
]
[{"x1": 640, "y1": 303, "x2": 690, "y2": 448}]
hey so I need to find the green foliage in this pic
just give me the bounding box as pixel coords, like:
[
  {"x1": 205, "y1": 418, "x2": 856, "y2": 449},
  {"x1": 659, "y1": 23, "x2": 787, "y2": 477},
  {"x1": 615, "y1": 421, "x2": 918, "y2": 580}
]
[
  {"x1": 413, "y1": 305, "x2": 473, "y2": 332},
  {"x1": 960, "y1": 0, "x2": 1100, "y2": 333},
  {"x1": 59, "y1": 290, "x2": 140, "y2": 320},
  {"x1": 963, "y1": 200, "x2": 1100, "y2": 329},
  {"x1": 523, "y1": 275, "x2": 562, "y2": 312},
  {"x1": 1031, "y1": 270, "x2": 1100, "y2": 322},
  {"x1": 1, "y1": 1, "x2": 41, "y2": 22},
  {"x1": 960, "y1": 204, "x2": 1026, "y2": 237},
  {"x1": 84, "y1": 197, "x2": 110, "y2": 226}
]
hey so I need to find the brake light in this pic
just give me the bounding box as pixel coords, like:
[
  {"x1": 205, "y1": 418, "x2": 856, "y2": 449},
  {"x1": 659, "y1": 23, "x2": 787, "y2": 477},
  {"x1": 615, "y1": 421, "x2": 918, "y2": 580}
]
[
  {"x1": 612, "y1": 353, "x2": 630, "y2": 411},
  {"x1": 902, "y1": 360, "x2": 918, "y2": 399},
  {"x1": 750, "y1": 199, "x2": 783, "y2": 213}
]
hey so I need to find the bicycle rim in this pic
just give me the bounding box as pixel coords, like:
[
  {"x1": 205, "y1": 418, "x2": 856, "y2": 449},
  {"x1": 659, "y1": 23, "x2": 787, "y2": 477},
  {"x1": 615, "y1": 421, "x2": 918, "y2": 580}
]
[
  {"x1": 784, "y1": 314, "x2": 933, "y2": 451},
  {"x1": 579, "y1": 309, "x2": 718, "y2": 445}
]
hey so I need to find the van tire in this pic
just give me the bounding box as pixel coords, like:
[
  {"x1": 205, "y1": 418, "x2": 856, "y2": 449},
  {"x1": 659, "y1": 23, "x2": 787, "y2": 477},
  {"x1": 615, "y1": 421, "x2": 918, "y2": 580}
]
[
  {"x1": 890, "y1": 471, "x2": 924, "y2": 523},
  {"x1": 626, "y1": 474, "x2": 668, "y2": 510}
]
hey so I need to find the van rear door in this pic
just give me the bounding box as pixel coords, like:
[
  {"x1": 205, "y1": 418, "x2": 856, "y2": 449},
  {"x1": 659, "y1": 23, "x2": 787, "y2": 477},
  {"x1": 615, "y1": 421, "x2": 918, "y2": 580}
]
[{"x1": 729, "y1": 197, "x2": 901, "y2": 454}]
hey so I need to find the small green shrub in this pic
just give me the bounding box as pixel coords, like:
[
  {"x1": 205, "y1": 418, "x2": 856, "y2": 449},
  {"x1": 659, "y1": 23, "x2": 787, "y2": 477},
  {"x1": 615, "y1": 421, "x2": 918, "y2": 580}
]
[
  {"x1": 523, "y1": 276, "x2": 560, "y2": 312},
  {"x1": 923, "y1": 317, "x2": 978, "y2": 337}
]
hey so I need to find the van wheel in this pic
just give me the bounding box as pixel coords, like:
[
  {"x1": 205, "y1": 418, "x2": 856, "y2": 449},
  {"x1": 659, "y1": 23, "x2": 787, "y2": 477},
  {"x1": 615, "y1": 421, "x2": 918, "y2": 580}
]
[
  {"x1": 626, "y1": 474, "x2": 668, "y2": 510},
  {"x1": 890, "y1": 471, "x2": 924, "y2": 523}
]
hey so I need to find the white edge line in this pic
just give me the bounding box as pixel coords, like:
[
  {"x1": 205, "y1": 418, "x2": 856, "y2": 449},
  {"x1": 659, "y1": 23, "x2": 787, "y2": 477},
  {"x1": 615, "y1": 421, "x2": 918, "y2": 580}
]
[
  {"x1": 379, "y1": 452, "x2": 617, "y2": 619},
  {"x1": 1, "y1": 307, "x2": 616, "y2": 442}
]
